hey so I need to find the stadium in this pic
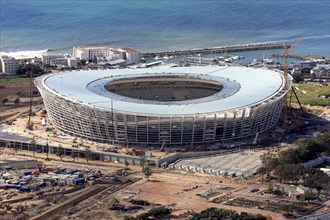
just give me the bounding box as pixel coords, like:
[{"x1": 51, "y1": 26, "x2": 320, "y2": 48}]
[{"x1": 35, "y1": 66, "x2": 291, "y2": 147}]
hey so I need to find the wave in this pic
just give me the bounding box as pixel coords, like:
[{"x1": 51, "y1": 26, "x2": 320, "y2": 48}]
[{"x1": 0, "y1": 49, "x2": 49, "y2": 59}]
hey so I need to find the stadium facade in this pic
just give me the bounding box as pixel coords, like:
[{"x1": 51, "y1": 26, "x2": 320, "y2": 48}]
[{"x1": 35, "y1": 66, "x2": 291, "y2": 147}]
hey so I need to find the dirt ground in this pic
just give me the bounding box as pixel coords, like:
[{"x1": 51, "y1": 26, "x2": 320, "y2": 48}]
[
  {"x1": 112, "y1": 172, "x2": 284, "y2": 220},
  {"x1": 1, "y1": 85, "x2": 330, "y2": 219},
  {"x1": 0, "y1": 83, "x2": 32, "y2": 103},
  {"x1": 1, "y1": 148, "x2": 329, "y2": 220},
  {"x1": 0, "y1": 83, "x2": 39, "y2": 122}
]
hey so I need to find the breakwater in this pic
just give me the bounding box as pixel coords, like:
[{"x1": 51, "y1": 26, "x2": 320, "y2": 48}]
[
  {"x1": 142, "y1": 42, "x2": 288, "y2": 58},
  {"x1": 274, "y1": 53, "x2": 330, "y2": 62}
]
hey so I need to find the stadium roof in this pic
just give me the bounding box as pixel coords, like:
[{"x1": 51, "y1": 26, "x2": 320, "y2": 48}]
[{"x1": 42, "y1": 66, "x2": 285, "y2": 115}]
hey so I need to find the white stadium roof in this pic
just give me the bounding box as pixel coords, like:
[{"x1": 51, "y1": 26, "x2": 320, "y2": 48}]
[{"x1": 42, "y1": 66, "x2": 285, "y2": 115}]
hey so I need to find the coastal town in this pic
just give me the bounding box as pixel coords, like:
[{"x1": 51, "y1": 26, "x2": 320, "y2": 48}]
[{"x1": 1, "y1": 42, "x2": 329, "y2": 76}]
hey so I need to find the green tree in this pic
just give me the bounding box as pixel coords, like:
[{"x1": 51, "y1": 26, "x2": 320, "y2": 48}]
[
  {"x1": 13, "y1": 98, "x2": 20, "y2": 105},
  {"x1": 45, "y1": 142, "x2": 50, "y2": 159},
  {"x1": 169, "y1": 202, "x2": 177, "y2": 210},
  {"x1": 259, "y1": 154, "x2": 279, "y2": 176},
  {"x1": 85, "y1": 149, "x2": 92, "y2": 164},
  {"x1": 303, "y1": 168, "x2": 330, "y2": 190},
  {"x1": 72, "y1": 151, "x2": 78, "y2": 162},
  {"x1": 275, "y1": 164, "x2": 304, "y2": 183},
  {"x1": 125, "y1": 160, "x2": 129, "y2": 169},
  {"x1": 140, "y1": 155, "x2": 146, "y2": 168},
  {"x1": 56, "y1": 146, "x2": 64, "y2": 160},
  {"x1": 142, "y1": 166, "x2": 152, "y2": 180},
  {"x1": 148, "y1": 206, "x2": 171, "y2": 218},
  {"x1": 291, "y1": 72, "x2": 304, "y2": 83},
  {"x1": 16, "y1": 63, "x2": 44, "y2": 76},
  {"x1": 2, "y1": 98, "x2": 9, "y2": 105},
  {"x1": 30, "y1": 137, "x2": 37, "y2": 158},
  {"x1": 125, "y1": 206, "x2": 171, "y2": 220},
  {"x1": 191, "y1": 207, "x2": 266, "y2": 220},
  {"x1": 79, "y1": 59, "x2": 87, "y2": 66}
]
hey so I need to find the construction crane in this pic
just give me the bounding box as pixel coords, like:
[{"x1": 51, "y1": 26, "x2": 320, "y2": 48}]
[
  {"x1": 26, "y1": 70, "x2": 34, "y2": 130},
  {"x1": 281, "y1": 39, "x2": 302, "y2": 125},
  {"x1": 160, "y1": 140, "x2": 166, "y2": 152}
]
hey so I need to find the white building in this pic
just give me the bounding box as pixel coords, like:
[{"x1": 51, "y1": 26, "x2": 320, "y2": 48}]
[
  {"x1": 73, "y1": 45, "x2": 141, "y2": 65},
  {"x1": 67, "y1": 58, "x2": 78, "y2": 68},
  {"x1": 293, "y1": 60, "x2": 315, "y2": 69},
  {"x1": 42, "y1": 54, "x2": 78, "y2": 68},
  {"x1": 311, "y1": 64, "x2": 330, "y2": 78},
  {"x1": 50, "y1": 58, "x2": 68, "y2": 67},
  {"x1": 0, "y1": 55, "x2": 20, "y2": 74},
  {"x1": 42, "y1": 54, "x2": 64, "y2": 65}
]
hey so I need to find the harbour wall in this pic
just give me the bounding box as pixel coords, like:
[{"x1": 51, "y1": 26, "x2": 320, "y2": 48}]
[
  {"x1": 142, "y1": 42, "x2": 288, "y2": 58},
  {"x1": 274, "y1": 53, "x2": 330, "y2": 62}
]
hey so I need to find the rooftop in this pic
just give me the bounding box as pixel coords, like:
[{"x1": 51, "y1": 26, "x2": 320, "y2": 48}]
[
  {"x1": 73, "y1": 45, "x2": 139, "y2": 53},
  {"x1": 40, "y1": 66, "x2": 286, "y2": 115}
]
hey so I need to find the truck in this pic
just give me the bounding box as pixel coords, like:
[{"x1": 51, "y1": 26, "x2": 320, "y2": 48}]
[
  {"x1": 73, "y1": 178, "x2": 85, "y2": 185},
  {"x1": 5, "y1": 184, "x2": 21, "y2": 189},
  {"x1": 23, "y1": 171, "x2": 32, "y2": 176},
  {"x1": 19, "y1": 186, "x2": 31, "y2": 192}
]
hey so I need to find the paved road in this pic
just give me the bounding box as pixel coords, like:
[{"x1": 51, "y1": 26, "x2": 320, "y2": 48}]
[{"x1": 297, "y1": 211, "x2": 330, "y2": 220}]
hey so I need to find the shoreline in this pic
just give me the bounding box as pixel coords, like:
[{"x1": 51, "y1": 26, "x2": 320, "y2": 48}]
[
  {"x1": 1, "y1": 41, "x2": 329, "y2": 62},
  {"x1": 1, "y1": 41, "x2": 288, "y2": 60}
]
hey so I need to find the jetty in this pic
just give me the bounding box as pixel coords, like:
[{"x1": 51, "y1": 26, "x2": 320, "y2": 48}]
[
  {"x1": 274, "y1": 53, "x2": 330, "y2": 62},
  {"x1": 142, "y1": 42, "x2": 288, "y2": 58}
]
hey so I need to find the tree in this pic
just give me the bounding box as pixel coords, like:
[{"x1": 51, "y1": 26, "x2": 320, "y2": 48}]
[
  {"x1": 13, "y1": 98, "x2": 20, "y2": 105},
  {"x1": 16, "y1": 63, "x2": 44, "y2": 76},
  {"x1": 45, "y1": 142, "x2": 50, "y2": 159},
  {"x1": 291, "y1": 72, "x2": 304, "y2": 83},
  {"x1": 142, "y1": 166, "x2": 152, "y2": 180},
  {"x1": 191, "y1": 208, "x2": 266, "y2": 220},
  {"x1": 72, "y1": 151, "x2": 78, "y2": 162},
  {"x1": 125, "y1": 160, "x2": 129, "y2": 169},
  {"x1": 148, "y1": 206, "x2": 171, "y2": 219},
  {"x1": 30, "y1": 137, "x2": 37, "y2": 158},
  {"x1": 79, "y1": 59, "x2": 87, "y2": 66},
  {"x1": 274, "y1": 164, "x2": 304, "y2": 183},
  {"x1": 125, "y1": 206, "x2": 171, "y2": 220},
  {"x1": 303, "y1": 168, "x2": 330, "y2": 190},
  {"x1": 259, "y1": 154, "x2": 279, "y2": 177},
  {"x1": 140, "y1": 155, "x2": 146, "y2": 168},
  {"x1": 85, "y1": 149, "x2": 92, "y2": 164},
  {"x1": 56, "y1": 146, "x2": 64, "y2": 160},
  {"x1": 169, "y1": 203, "x2": 177, "y2": 210},
  {"x1": 2, "y1": 98, "x2": 9, "y2": 105}
]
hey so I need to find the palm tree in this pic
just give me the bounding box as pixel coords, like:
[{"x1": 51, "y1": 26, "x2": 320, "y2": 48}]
[
  {"x1": 72, "y1": 151, "x2": 78, "y2": 162},
  {"x1": 30, "y1": 137, "x2": 37, "y2": 158},
  {"x1": 85, "y1": 149, "x2": 92, "y2": 164},
  {"x1": 45, "y1": 142, "x2": 49, "y2": 159},
  {"x1": 56, "y1": 146, "x2": 64, "y2": 160}
]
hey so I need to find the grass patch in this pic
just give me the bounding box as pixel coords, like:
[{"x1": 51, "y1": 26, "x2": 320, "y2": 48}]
[
  {"x1": 290, "y1": 83, "x2": 330, "y2": 106},
  {"x1": 0, "y1": 76, "x2": 32, "y2": 84}
]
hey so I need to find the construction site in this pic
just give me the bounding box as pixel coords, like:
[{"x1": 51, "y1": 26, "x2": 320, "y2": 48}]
[
  {"x1": 1, "y1": 40, "x2": 330, "y2": 219},
  {"x1": 1, "y1": 148, "x2": 330, "y2": 219}
]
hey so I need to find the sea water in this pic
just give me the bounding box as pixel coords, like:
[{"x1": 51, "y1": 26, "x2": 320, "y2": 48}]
[{"x1": 0, "y1": 0, "x2": 329, "y2": 59}]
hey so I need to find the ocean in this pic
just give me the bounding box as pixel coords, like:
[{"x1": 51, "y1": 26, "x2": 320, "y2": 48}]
[{"x1": 0, "y1": 0, "x2": 329, "y2": 59}]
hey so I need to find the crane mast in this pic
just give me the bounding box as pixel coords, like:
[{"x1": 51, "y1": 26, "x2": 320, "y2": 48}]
[{"x1": 282, "y1": 39, "x2": 302, "y2": 125}]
